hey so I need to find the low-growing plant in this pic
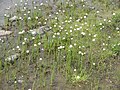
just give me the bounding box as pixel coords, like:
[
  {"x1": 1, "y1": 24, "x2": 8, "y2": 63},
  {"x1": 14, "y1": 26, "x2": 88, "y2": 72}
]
[{"x1": 0, "y1": 0, "x2": 120, "y2": 89}]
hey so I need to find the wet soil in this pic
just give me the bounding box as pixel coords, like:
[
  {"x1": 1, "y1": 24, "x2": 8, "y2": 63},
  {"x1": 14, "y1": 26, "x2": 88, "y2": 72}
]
[{"x1": 0, "y1": 0, "x2": 120, "y2": 90}]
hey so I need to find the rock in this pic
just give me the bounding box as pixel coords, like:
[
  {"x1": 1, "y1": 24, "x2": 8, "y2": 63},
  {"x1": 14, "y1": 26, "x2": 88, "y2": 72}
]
[
  {"x1": 0, "y1": 30, "x2": 12, "y2": 37},
  {"x1": 35, "y1": 26, "x2": 46, "y2": 34},
  {"x1": 9, "y1": 16, "x2": 18, "y2": 21},
  {"x1": 29, "y1": 26, "x2": 50, "y2": 35}
]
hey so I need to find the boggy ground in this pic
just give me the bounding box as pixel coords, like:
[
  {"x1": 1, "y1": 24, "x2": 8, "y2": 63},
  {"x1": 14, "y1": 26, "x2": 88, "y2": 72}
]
[{"x1": 0, "y1": 0, "x2": 120, "y2": 90}]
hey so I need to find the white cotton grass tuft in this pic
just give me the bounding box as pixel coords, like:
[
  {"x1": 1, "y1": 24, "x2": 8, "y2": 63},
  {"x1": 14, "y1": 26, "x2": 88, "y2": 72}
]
[
  {"x1": 35, "y1": 16, "x2": 38, "y2": 20},
  {"x1": 84, "y1": 15, "x2": 87, "y2": 19},
  {"x1": 71, "y1": 38, "x2": 73, "y2": 40},
  {"x1": 69, "y1": 45, "x2": 73, "y2": 48},
  {"x1": 70, "y1": 30, "x2": 72, "y2": 33},
  {"x1": 74, "y1": 43, "x2": 77, "y2": 46},
  {"x1": 38, "y1": 42, "x2": 41, "y2": 45},
  {"x1": 40, "y1": 3, "x2": 43, "y2": 5},
  {"x1": 81, "y1": 32, "x2": 86, "y2": 36},
  {"x1": 18, "y1": 79, "x2": 23, "y2": 83},
  {"x1": 19, "y1": 17, "x2": 22, "y2": 20},
  {"x1": 116, "y1": 27, "x2": 119, "y2": 30},
  {"x1": 27, "y1": 11, "x2": 31, "y2": 14},
  {"x1": 78, "y1": 51, "x2": 85, "y2": 56},
  {"x1": 32, "y1": 37, "x2": 35, "y2": 40},
  {"x1": 76, "y1": 76, "x2": 80, "y2": 79},
  {"x1": 15, "y1": 3, "x2": 18, "y2": 6},
  {"x1": 40, "y1": 58, "x2": 42, "y2": 61},
  {"x1": 22, "y1": 42, "x2": 25, "y2": 45},
  {"x1": 34, "y1": 7, "x2": 37, "y2": 9},
  {"x1": 31, "y1": 31, "x2": 37, "y2": 35},
  {"x1": 28, "y1": 89, "x2": 32, "y2": 90},
  {"x1": 26, "y1": 50, "x2": 29, "y2": 53},
  {"x1": 93, "y1": 34, "x2": 97, "y2": 37},
  {"x1": 108, "y1": 36, "x2": 111, "y2": 39},
  {"x1": 93, "y1": 63, "x2": 96, "y2": 65},
  {"x1": 104, "y1": 19, "x2": 106, "y2": 21},
  {"x1": 108, "y1": 20, "x2": 111, "y2": 22},
  {"x1": 103, "y1": 48, "x2": 106, "y2": 51},
  {"x1": 74, "y1": 69, "x2": 76, "y2": 72},
  {"x1": 16, "y1": 46, "x2": 20, "y2": 49},
  {"x1": 112, "y1": 13, "x2": 116, "y2": 16},
  {"x1": 96, "y1": 11, "x2": 99, "y2": 14},
  {"x1": 34, "y1": 44, "x2": 37, "y2": 47},
  {"x1": 53, "y1": 35, "x2": 55, "y2": 38},
  {"x1": 18, "y1": 30, "x2": 25, "y2": 35},
  {"x1": 24, "y1": 38, "x2": 27, "y2": 41},
  {"x1": 28, "y1": 17, "x2": 31, "y2": 20},
  {"x1": 92, "y1": 38, "x2": 96, "y2": 42},
  {"x1": 63, "y1": 10, "x2": 65, "y2": 12}
]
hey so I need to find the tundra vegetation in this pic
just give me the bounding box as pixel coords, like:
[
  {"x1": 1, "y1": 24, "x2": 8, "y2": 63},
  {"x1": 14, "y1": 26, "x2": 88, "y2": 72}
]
[{"x1": 0, "y1": 0, "x2": 120, "y2": 90}]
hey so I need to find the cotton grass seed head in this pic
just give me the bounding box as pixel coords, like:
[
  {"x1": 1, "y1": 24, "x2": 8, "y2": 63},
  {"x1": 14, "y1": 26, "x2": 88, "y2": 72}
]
[
  {"x1": 76, "y1": 76, "x2": 80, "y2": 80},
  {"x1": 38, "y1": 42, "x2": 41, "y2": 45},
  {"x1": 63, "y1": 10, "x2": 65, "y2": 13},
  {"x1": 93, "y1": 34, "x2": 97, "y2": 37},
  {"x1": 96, "y1": 11, "x2": 99, "y2": 13},
  {"x1": 104, "y1": 19, "x2": 106, "y2": 21},
  {"x1": 40, "y1": 3, "x2": 43, "y2": 5},
  {"x1": 53, "y1": 35, "x2": 55, "y2": 38},
  {"x1": 32, "y1": 37, "x2": 35, "y2": 40},
  {"x1": 74, "y1": 43, "x2": 77, "y2": 46},
  {"x1": 22, "y1": 42, "x2": 25, "y2": 45},
  {"x1": 116, "y1": 27, "x2": 119, "y2": 30},
  {"x1": 28, "y1": 17, "x2": 31, "y2": 20},
  {"x1": 15, "y1": 4, "x2": 18, "y2": 6},
  {"x1": 28, "y1": 89, "x2": 31, "y2": 90},
  {"x1": 92, "y1": 38, "x2": 96, "y2": 42},
  {"x1": 27, "y1": 11, "x2": 30, "y2": 14},
  {"x1": 31, "y1": 31, "x2": 36, "y2": 35},
  {"x1": 58, "y1": 46, "x2": 65, "y2": 50},
  {"x1": 57, "y1": 32, "x2": 60, "y2": 35},
  {"x1": 26, "y1": 50, "x2": 29, "y2": 53},
  {"x1": 69, "y1": 45, "x2": 73, "y2": 48},
  {"x1": 74, "y1": 69, "x2": 76, "y2": 72},
  {"x1": 40, "y1": 58, "x2": 42, "y2": 61},
  {"x1": 108, "y1": 20, "x2": 111, "y2": 22},
  {"x1": 81, "y1": 32, "x2": 86, "y2": 36},
  {"x1": 24, "y1": 13, "x2": 26, "y2": 16},
  {"x1": 103, "y1": 48, "x2": 106, "y2": 51},
  {"x1": 93, "y1": 63, "x2": 95, "y2": 65},
  {"x1": 24, "y1": 38, "x2": 27, "y2": 41},
  {"x1": 71, "y1": 38, "x2": 73, "y2": 40},
  {"x1": 4, "y1": 14, "x2": 7, "y2": 17},
  {"x1": 112, "y1": 13, "x2": 116, "y2": 16},
  {"x1": 34, "y1": 44, "x2": 37, "y2": 47},
  {"x1": 35, "y1": 16, "x2": 38, "y2": 20},
  {"x1": 108, "y1": 36, "x2": 111, "y2": 39},
  {"x1": 34, "y1": 7, "x2": 37, "y2": 9},
  {"x1": 70, "y1": 30, "x2": 72, "y2": 33},
  {"x1": 16, "y1": 46, "x2": 20, "y2": 49}
]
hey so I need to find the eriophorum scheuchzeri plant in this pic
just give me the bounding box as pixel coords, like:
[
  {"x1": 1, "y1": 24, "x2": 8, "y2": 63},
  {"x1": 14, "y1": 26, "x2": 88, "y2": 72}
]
[{"x1": 0, "y1": 0, "x2": 120, "y2": 89}]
